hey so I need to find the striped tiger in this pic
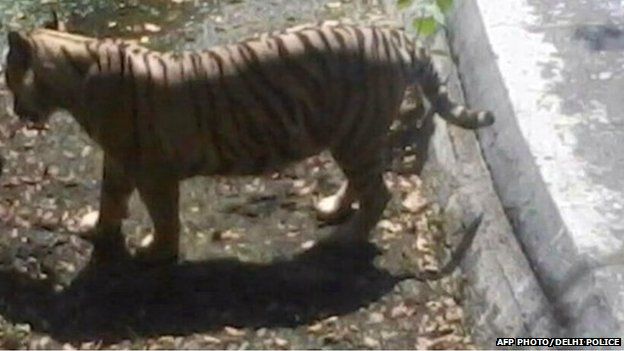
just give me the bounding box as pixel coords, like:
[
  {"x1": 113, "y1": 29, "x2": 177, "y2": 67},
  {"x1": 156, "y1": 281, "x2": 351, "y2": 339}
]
[{"x1": 4, "y1": 19, "x2": 494, "y2": 264}]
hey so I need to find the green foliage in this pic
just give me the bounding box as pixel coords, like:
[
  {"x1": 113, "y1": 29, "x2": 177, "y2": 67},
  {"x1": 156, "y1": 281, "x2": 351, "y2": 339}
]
[
  {"x1": 412, "y1": 17, "x2": 437, "y2": 37},
  {"x1": 397, "y1": 0, "x2": 414, "y2": 10},
  {"x1": 397, "y1": 0, "x2": 455, "y2": 37},
  {"x1": 436, "y1": 0, "x2": 454, "y2": 12}
]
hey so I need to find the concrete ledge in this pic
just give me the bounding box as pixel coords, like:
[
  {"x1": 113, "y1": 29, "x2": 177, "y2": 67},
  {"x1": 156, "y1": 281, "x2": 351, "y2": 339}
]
[
  {"x1": 418, "y1": 31, "x2": 559, "y2": 345},
  {"x1": 447, "y1": 0, "x2": 624, "y2": 336}
]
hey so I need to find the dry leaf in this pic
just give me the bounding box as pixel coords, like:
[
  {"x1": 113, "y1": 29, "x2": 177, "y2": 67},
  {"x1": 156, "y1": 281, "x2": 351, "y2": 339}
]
[
  {"x1": 213, "y1": 229, "x2": 241, "y2": 242},
  {"x1": 363, "y1": 336, "x2": 380, "y2": 349},
  {"x1": 80, "y1": 145, "x2": 92, "y2": 157},
  {"x1": 79, "y1": 210, "x2": 99, "y2": 230},
  {"x1": 390, "y1": 303, "x2": 414, "y2": 318},
  {"x1": 368, "y1": 312, "x2": 384, "y2": 324},
  {"x1": 445, "y1": 306, "x2": 463, "y2": 322},
  {"x1": 325, "y1": 2, "x2": 341, "y2": 9},
  {"x1": 273, "y1": 338, "x2": 288, "y2": 348},
  {"x1": 402, "y1": 191, "x2": 428, "y2": 213},
  {"x1": 224, "y1": 326, "x2": 245, "y2": 337},
  {"x1": 140, "y1": 233, "x2": 154, "y2": 248},
  {"x1": 144, "y1": 23, "x2": 162, "y2": 33},
  {"x1": 202, "y1": 335, "x2": 221, "y2": 344},
  {"x1": 307, "y1": 322, "x2": 323, "y2": 333},
  {"x1": 301, "y1": 240, "x2": 315, "y2": 250}
]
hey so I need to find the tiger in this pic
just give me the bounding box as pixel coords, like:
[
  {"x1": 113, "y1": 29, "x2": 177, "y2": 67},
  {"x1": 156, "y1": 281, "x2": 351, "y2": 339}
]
[{"x1": 4, "y1": 18, "x2": 494, "y2": 265}]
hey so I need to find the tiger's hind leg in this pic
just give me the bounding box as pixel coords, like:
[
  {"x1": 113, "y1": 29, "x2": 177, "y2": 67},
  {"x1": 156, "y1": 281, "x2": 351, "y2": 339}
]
[
  {"x1": 326, "y1": 148, "x2": 390, "y2": 244},
  {"x1": 315, "y1": 181, "x2": 357, "y2": 225},
  {"x1": 134, "y1": 172, "x2": 180, "y2": 265}
]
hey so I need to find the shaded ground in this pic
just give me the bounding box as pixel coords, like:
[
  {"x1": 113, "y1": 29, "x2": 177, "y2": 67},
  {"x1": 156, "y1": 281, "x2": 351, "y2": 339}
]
[{"x1": 0, "y1": 0, "x2": 474, "y2": 349}]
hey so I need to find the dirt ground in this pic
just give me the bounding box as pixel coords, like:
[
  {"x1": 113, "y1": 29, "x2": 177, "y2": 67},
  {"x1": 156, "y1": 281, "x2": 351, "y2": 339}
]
[{"x1": 0, "y1": 0, "x2": 475, "y2": 349}]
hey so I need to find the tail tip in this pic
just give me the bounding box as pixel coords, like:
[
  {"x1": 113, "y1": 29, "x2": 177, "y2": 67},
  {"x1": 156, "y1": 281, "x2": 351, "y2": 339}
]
[{"x1": 478, "y1": 111, "x2": 495, "y2": 127}]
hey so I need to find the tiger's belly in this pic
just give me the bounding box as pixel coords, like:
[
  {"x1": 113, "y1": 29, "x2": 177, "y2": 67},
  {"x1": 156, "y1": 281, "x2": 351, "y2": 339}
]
[{"x1": 168, "y1": 124, "x2": 326, "y2": 178}]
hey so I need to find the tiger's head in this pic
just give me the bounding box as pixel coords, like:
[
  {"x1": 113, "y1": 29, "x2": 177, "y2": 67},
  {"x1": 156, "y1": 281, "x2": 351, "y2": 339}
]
[
  {"x1": 5, "y1": 13, "x2": 84, "y2": 125},
  {"x1": 5, "y1": 31, "x2": 54, "y2": 124}
]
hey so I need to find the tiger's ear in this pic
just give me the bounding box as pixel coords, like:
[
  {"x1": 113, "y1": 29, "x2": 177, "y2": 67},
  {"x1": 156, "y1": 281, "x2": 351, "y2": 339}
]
[
  {"x1": 43, "y1": 11, "x2": 67, "y2": 31},
  {"x1": 8, "y1": 31, "x2": 32, "y2": 64}
]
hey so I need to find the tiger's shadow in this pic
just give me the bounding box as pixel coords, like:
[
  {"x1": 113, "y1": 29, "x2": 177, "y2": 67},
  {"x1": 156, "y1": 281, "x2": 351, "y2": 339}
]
[{"x1": 0, "y1": 238, "x2": 403, "y2": 342}]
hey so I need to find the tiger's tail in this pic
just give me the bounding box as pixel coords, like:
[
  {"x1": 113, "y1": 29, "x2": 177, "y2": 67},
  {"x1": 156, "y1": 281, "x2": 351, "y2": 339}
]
[{"x1": 410, "y1": 47, "x2": 494, "y2": 129}]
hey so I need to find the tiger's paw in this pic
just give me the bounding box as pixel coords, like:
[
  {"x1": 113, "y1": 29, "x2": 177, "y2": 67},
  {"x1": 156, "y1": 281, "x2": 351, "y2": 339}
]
[
  {"x1": 315, "y1": 194, "x2": 355, "y2": 225},
  {"x1": 90, "y1": 231, "x2": 130, "y2": 264},
  {"x1": 320, "y1": 222, "x2": 369, "y2": 247},
  {"x1": 133, "y1": 245, "x2": 179, "y2": 267}
]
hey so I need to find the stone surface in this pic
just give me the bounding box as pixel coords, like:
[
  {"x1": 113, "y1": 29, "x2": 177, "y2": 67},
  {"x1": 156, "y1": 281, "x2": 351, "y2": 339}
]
[
  {"x1": 412, "y1": 28, "x2": 560, "y2": 345},
  {"x1": 448, "y1": 0, "x2": 624, "y2": 337}
]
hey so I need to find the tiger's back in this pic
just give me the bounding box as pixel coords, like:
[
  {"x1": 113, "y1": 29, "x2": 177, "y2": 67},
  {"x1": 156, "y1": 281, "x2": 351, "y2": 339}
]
[{"x1": 68, "y1": 23, "x2": 412, "y2": 177}]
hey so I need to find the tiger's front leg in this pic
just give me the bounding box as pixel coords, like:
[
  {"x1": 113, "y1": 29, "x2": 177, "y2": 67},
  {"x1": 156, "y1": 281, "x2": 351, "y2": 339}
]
[
  {"x1": 134, "y1": 172, "x2": 180, "y2": 265},
  {"x1": 92, "y1": 153, "x2": 135, "y2": 262},
  {"x1": 315, "y1": 181, "x2": 356, "y2": 225}
]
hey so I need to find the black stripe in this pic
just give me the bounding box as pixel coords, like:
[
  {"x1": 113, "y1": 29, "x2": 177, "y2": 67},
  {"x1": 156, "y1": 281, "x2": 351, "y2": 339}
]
[
  {"x1": 140, "y1": 52, "x2": 160, "y2": 161},
  {"x1": 207, "y1": 50, "x2": 251, "y2": 166},
  {"x1": 316, "y1": 28, "x2": 334, "y2": 53},
  {"x1": 189, "y1": 53, "x2": 204, "y2": 134},
  {"x1": 292, "y1": 32, "x2": 327, "y2": 97},
  {"x1": 142, "y1": 53, "x2": 152, "y2": 94},
  {"x1": 404, "y1": 32, "x2": 415, "y2": 52},
  {"x1": 84, "y1": 42, "x2": 101, "y2": 72},
  {"x1": 315, "y1": 28, "x2": 341, "y2": 118},
  {"x1": 353, "y1": 27, "x2": 367, "y2": 61},
  {"x1": 189, "y1": 52, "x2": 213, "y2": 172},
  {"x1": 154, "y1": 54, "x2": 173, "y2": 159},
  {"x1": 236, "y1": 42, "x2": 309, "y2": 159},
  {"x1": 330, "y1": 28, "x2": 347, "y2": 51},
  {"x1": 127, "y1": 57, "x2": 141, "y2": 164},
  {"x1": 238, "y1": 43, "x2": 299, "y2": 156},
  {"x1": 273, "y1": 36, "x2": 291, "y2": 59},
  {"x1": 295, "y1": 31, "x2": 331, "y2": 79},
  {"x1": 94, "y1": 41, "x2": 105, "y2": 68},
  {"x1": 179, "y1": 54, "x2": 185, "y2": 81},
  {"x1": 379, "y1": 31, "x2": 392, "y2": 63},
  {"x1": 236, "y1": 43, "x2": 295, "y2": 160},
  {"x1": 105, "y1": 47, "x2": 112, "y2": 72},
  {"x1": 332, "y1": 28, "x2": 363, "y2": 147},
  {"x1": 387, "y1": 31, "x2": 407, "y2": 73},
  {"x1": 231, "y1": 45, "x2": 273, "y2": 139},
  {"x1": 60, "y1": 46, "x2": 86, "y2": 75},
  {"x1": 118, "y1": 44, "x2": 127, "y2": 78},
  {"x1": 350, "y1": 34, "x2": 385, "y2": 153},
  {"x1": 407, "y1": 38, "x2": 416, "y2": 65},
  {"x1": 287, "y1": 32, "x2": 328, "y2": 140},
  {"x1": 197, "y1": 52, "x2": 231, "y2": 173},
  {"x1": 273, "y1": 35, "x2": 323, "y2": 103},
  {"x1": 390, "y1": 30, "x2": 402, "y2": 45},
  {"x1": 222, "y1": 46, "x2": 266, "y2": 154},
  {"x1": 142, "y1": 52, "x2": 154, "y2": 115},
  {"x1": 371, "y1": 27, "x2": 380, "y2": 61},
  {"x1": 156, "y1": 56, "x2": 168, "y2": 85}
]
